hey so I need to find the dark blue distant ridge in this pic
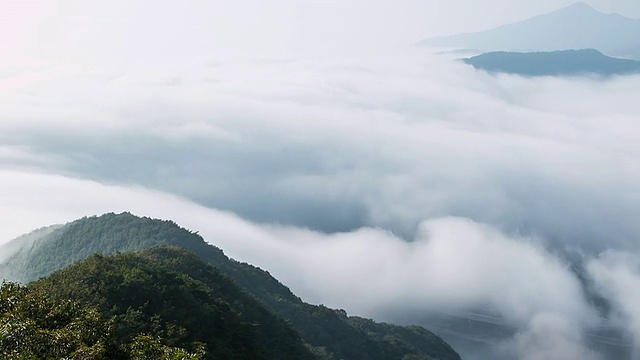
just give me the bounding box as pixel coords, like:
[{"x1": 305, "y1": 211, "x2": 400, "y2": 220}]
[{"x1": 463, "y1": 49, "x2": 640, "y2": 76}]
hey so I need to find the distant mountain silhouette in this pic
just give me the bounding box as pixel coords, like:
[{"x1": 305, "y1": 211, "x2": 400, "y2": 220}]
[
  {"x1": 463, "y1": 49, "x2": 640, "y2": 76},
  {"x1": 419, "y1": 2, "x2": 640, "y2": 60}
]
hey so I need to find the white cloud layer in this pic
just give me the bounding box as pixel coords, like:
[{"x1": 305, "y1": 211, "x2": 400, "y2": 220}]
[
  {"x1": 2, "y1": 3, "x2": 640, "y2": 357},
  {"x1": 2, "y1": 50, "x2": 640, "y2": 356},
  {"x1": 2, "y1": 52, "x2": 640, "y2": 250},
  {"x1": 589, "y1": 252, "x2": 640, "y2": 347},
  {"x1": 0, "y1": 169, "x2": 602, "y2": 359}
]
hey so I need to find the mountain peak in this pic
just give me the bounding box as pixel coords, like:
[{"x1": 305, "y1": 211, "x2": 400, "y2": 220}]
[
  {"x1": 565, "y1": 2, "x2": 596, "y2": 11},
  {"x1": 417, "y1": 1, "x2": 640, "y2": 60},
  {"x1": 554, "y1": 2, "x2": 603, "y2": 17}
]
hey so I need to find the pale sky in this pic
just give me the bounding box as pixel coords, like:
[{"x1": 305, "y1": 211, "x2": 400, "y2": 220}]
[{"x1": 1, "y1": 0, "x2": 639, "y2": 59}]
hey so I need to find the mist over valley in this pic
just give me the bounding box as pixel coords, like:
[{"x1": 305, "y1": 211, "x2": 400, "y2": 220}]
[{"x1": 2, "y1": 1, "x2": 640, "y2": 359}]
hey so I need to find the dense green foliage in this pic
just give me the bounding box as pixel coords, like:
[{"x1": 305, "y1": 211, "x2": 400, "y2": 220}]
[
  {"x1": 30, "y1": 247, "x2": 314, "y2": 360},
  {"x1": 0, "y1": 212, "x2": 460, "y2": 360},
  {"x1": 463, "y1": 49, "x2": 640, "y2": 76},
  {"x1": 0, "y1": 281, "x2": 203, "y2": 359}
]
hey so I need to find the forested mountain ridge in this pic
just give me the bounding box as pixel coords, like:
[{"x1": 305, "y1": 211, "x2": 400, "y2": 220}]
[
  {"x1": 2, "y1": 247, "x2": 314, "y2": 359},
  {"x1": 0, "y1": 212, "x2": 461, "y2": 360}
]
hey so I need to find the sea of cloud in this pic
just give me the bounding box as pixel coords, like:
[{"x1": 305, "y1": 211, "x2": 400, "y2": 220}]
[{"x1": 1, "y1": 48, "x2": 640, "y2": 358}]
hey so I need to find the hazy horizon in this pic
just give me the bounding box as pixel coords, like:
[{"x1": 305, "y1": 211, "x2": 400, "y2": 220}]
[{"x1": 1, "y1": 1, "x2": 639, "y2": 60}]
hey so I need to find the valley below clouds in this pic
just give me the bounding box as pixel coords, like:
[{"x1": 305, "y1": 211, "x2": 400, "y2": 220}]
[{"x1": 2, "y1": 49, "x2": 640, "y2": 359}]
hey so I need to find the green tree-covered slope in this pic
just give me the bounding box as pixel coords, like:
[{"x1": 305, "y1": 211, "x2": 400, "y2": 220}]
[
  {"x1": 2, "y1": 246, "x2": 314, "y2": 359},
  {"x1": 0, "y1": 281, "x2": 205, "y2": 359},
  {"x1": 0, "y1": 212, "x2": 460, "y2": 360}
]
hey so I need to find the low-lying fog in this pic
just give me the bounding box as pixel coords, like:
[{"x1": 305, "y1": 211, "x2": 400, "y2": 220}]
[{"x1": 2, "y1": 1, "x2": 640, "y2": 359}]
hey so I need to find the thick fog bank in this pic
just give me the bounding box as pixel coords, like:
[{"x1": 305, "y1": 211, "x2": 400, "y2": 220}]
[{"x1": 2, "y1": 50, "x2": 640, "y2": 358}]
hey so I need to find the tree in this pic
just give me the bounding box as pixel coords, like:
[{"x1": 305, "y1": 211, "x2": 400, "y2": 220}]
[
  {"x1": 0, "y1": 281, "x2": 204, "y2": 360},
  {"x1": 0, "y1": 281, "x2": 109, "y2": 359}
]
